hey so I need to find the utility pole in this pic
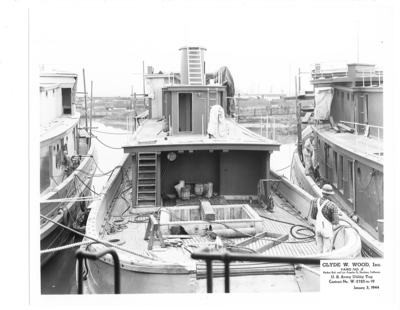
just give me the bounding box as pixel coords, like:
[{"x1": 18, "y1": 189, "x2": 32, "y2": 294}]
[
  {"x1": 82, "y1": 68, "x2": 88, "y2": 132},
  {"x1": 298, "y1": 68, "x2": 301, "y2": 94}
]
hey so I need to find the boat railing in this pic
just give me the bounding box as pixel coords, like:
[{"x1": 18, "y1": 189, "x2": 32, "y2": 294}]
[
  {"x1": 311, "y1": 68, "x2": 348, "y2": 80},
  {"x1": 253, "y1": 116, "x2": 276, "y2": 140},
  {"x1": 357, "y1": 69, "x2": 383, "y2": 87},
  {"x1": 76, "y1": 248, "x2": 121, "y2": 294},
  {"x1": 339, "y1": 120, "x2": 383, "y2": 142},
  {"x1": 191, "y1": 250, "x2": 321, "y2": 293}
]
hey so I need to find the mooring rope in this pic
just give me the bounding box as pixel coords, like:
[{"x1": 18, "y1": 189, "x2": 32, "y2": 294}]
[{"x1": 40, "y1": 240, "x2": 93, "y2": 254}]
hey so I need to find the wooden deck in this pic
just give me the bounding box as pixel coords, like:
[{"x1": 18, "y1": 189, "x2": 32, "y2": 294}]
[
  {"x1": 104, "y1": 182, "x2": 318, "y2": 270},
  {"x1": 315, "y1": 125, "x2": 383, "y2": 169}
]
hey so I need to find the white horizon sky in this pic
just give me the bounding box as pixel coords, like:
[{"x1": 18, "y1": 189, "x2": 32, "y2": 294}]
[{"x1": 32, "y1": 0, "x2": 389, "y2": 96}]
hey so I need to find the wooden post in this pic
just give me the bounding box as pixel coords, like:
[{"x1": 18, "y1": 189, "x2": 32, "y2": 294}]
[
  {"x1": 82, "y1": 69, "x2": 88, "y2": 132},
  {"x1": 142, "y1": 60, "x2": 146, "y2": 114},
  {"x1": 90, "y1": 80, "x2": 93, "y2": 147},
  {"x1": 132, "y1": 153, "x2": 137, "y2": 208},
  {"x1": 265, "y1": 151, "x2": 271, "y2": 202}
]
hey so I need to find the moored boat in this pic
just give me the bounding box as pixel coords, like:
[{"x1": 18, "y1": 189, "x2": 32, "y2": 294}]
[
  {"x1": 40, "y1": 71, "x2": 97, "y2": 265},
  {"x1": 79, "y1": 47, "x2": 361, "y2": 293},
  {"x1": 290, "y1": 63, "x2": 383, "y2": 257}
]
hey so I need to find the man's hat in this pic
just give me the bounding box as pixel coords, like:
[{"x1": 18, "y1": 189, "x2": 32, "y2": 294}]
[{"x1": 321, "y1": 184, "x2": 334, "y2": 195}]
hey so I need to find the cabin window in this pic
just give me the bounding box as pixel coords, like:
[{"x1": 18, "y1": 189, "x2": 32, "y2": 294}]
[
  {"x1": 341, "y1": 91, "x2": 344, "y2": 103},
  {"x1": 347, "y1": 92, "x2": 350, "y2": 101},
  {"x1": 62, "y1": 88, "x2": 72, "y2": 115},
  {"x1": 178, "y1": 93, "x2": 192, "y2": 132}
]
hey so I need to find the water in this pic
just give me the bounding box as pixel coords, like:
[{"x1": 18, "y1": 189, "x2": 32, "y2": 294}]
[{"x1": 40, "y1": 120, "x2": 297, "y2": 294}]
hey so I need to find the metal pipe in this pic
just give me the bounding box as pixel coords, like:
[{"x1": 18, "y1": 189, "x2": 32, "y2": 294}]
[
  {"x1": 76, "y1": 248, "x2": 121, "y2": 294},
  {"x1": 206, "y1": 259, "x2": 213, "y2": 293},
  {"x1": 192, "y1": 251, "x2": 322, "y2": 264},
  {"x1": 223, "y1": 254, "x2": 230, "y2": 293}
]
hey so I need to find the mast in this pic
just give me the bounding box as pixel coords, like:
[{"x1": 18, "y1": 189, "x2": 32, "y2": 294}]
[
  {"x1": 295, "y1": 74, "x2": 302, "y2": 160},
  {"x1": 90, "y1": 80, "x2": 93, "y2": 147},
  {"x1": 82, "y1": 68, "x2": 88, "y2": 132}
]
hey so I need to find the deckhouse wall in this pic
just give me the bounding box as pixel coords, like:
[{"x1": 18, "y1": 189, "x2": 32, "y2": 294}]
[{"x1": 160, "y1": 150, "x2": 268, "y2": 197}]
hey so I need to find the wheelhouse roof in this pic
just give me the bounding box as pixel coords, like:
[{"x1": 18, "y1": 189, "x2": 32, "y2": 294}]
[{"x1": 123, "y1": 118, "x2": 280, "y2": 153}]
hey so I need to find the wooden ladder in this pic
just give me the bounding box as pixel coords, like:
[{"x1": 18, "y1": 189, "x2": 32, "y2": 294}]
[
  {"x1": 187, "y1": 47, "x2": 203, "y2": 85},
  {"x1": 136, "y1": 152, "x2": 157, "y2": 207}
]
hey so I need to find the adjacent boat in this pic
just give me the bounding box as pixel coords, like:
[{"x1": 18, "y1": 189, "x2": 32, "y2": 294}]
[
  {"x1": 40, "y1": 71, "x2": 96, "y2": 265},
  {"x1": 290, "y1": 63, "x2": 383, "y2": 257},
  {"x1": 80, "y1": 47, "x2": 361, "y2": 293}
]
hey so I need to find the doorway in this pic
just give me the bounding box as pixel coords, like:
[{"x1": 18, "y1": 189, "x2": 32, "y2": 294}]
[{"x1": 179, "y1": 93, "x2": 192, "y2": 132}]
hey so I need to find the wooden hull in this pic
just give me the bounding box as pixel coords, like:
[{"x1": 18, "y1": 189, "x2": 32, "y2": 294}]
[
  {"x1": 40, "y1": 144, "x2": 97, "y2": 266},
  {"x1": 290, "y1": 149, "x2": 383, "y2": 257},
  {"x1": 81, "y1": 154, "x2": 362, "y2": 294}
]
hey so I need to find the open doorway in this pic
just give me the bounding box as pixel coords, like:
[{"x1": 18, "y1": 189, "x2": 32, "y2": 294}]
[
  {"x1": 179, "y1": 93, "x2": 192, "y2": 132},
  {"x1": 62, "y1": 88, "x2": 72, "y2": 114}
]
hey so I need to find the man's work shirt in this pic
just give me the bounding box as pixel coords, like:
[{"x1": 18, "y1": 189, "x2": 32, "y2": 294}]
[{"x1": 311, "y1": 197, "x2": 339, "y2": 225}]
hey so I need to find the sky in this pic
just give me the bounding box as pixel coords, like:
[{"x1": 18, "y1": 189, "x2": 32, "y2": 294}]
[{"x1": 32, "y1": 0, "x2": 390, "y2": 96}]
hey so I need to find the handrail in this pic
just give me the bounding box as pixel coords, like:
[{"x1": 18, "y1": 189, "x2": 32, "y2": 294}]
[
  {"x1": 339, "y1": 120, "x2": 383, "y2": 130},
  {"x1": 191, "y1": 249, "x2": 321, "y2": 293},
  {"x1": 76, "y1": 248, "x2": 121, "y2": 294}
]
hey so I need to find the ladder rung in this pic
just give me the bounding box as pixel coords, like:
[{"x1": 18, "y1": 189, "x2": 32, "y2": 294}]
[
  {"x1": 138, "y1": 180, "x2": 155, "y2": 184},
  {"x1": 138, "y1": 190, "x2": 156, "y2": 194}
]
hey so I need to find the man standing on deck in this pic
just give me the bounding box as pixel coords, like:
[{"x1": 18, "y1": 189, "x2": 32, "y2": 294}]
[
  {"x1": 302, "y1": 136, "x2": 314, "y2": 176},
  {"x1": 312, "y1": 184, "x2": 340, "y2": 253}
]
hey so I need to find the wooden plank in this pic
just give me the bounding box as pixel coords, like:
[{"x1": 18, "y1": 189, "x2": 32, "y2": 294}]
[
  {"x1": 200, "y1": 200, "x2": 216, "y2": 221},
  {"x1": 235, "y1": 231, "x2": 271, "y2": 247},
  {"x1": 256, "y1": 234, "x2": 289, "y2": 253}
]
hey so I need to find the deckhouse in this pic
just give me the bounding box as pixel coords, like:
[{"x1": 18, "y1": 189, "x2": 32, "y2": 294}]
[{"x1": 122, "y1": 47, "x2": 280, "y2": 208}]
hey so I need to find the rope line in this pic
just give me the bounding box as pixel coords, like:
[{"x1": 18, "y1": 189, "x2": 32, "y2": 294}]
[
  {"x1": 92, "y1": 134, "x2": 123, "y2": 150},
  {"x1": 40, "y1": 240, "x2": 93, "y2": 254},
  {"x1": 92, "y1": 129, "x2": 129, "y2": 135},
  {"x1": 40, "y1": 196, "x2": 100, "y2": 204}
]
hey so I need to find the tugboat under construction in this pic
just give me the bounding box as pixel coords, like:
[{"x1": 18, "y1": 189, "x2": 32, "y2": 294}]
[{"x1": 80, "y1": 47, "x2": 361, "y2": 293}]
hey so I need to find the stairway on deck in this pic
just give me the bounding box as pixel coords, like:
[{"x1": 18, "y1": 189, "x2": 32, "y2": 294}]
[{"x1": 136, "y1": 152, "x2": 158, "y2": 207}]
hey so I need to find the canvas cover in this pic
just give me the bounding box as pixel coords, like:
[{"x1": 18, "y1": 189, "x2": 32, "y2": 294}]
[
  {"x1": 314, "y1": 87, "x2": 333, "y2": 120},
  {"x1": 207, "y1": 104, "x2": 228, "y2": 138}
]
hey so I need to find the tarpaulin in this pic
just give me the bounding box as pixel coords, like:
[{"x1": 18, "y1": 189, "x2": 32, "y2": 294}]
[
  {"x1": 314, "y1": 87, "x2": 333, "y2": 120},
  {"x1": 207, "y1": 104, "x2": 228, "y2": 138},
  {"x1": 214, "y1": 66, "x2": 235, "y2": 115}
]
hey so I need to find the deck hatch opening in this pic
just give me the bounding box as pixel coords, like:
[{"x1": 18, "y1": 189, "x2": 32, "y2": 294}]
[{"x1": 159, "y1": 204, "x2": 263, "y2": 237}]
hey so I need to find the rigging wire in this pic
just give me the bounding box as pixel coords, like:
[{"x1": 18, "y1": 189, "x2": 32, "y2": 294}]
[{"x1": 91, "y1": 134, "x2": 124, "y2": 150}]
